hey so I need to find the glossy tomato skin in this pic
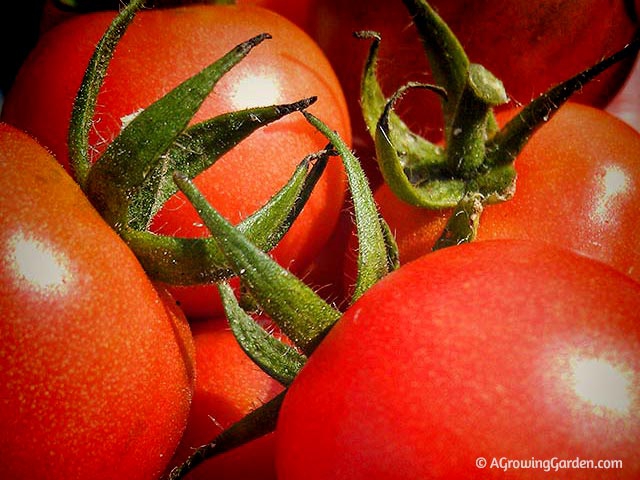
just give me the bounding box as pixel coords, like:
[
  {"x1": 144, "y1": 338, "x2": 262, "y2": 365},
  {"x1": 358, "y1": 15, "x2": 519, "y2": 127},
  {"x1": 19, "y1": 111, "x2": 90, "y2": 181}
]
[
  {"x1": 1, "y1": 5, "x2": 350, "y2": 319},
  {"x1": 0, "y1": 123, "x2": 196, "y2": 479},
  {"x1": 169, "y1": 318, "x2": 283, "y2": 479},
  {"x1": 375, "y1": 103, "x2": 640, "y2": 282},
  {"x1": 277, "y1": 240, "x2": 640, "y2": 479},
  {"x1": 305, "y1": 0, "x2": 636, "y2": 158}
]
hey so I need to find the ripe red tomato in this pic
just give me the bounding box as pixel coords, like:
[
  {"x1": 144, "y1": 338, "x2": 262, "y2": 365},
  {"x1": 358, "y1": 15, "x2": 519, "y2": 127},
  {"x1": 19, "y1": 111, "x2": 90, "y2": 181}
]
[
  {"x1": 169, "y1": 318, "x2": 283, "y2": 479},
  {"x1": 277, "y1": 240, "x2": 640, "y2": 479},
  {"x1": 0, "y1": 123, "x2": 196, "y2": 479},
  {"x1": 304, "y1": 0, "x2": 637, "y2": 163},
  {"x1": 1, "y1": 4, "x2": 350, "y2": 319},
  {"x1": 374, "y1": 103, "x2": 640, "y2": 283}
]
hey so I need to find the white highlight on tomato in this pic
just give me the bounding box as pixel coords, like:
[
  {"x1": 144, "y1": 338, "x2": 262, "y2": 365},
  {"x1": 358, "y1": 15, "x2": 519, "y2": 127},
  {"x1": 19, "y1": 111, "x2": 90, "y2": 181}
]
[
  {"x1": 230, "y1": 71, "x2": 281, "y2": 110},
  {"x1": 8, "y1": 231, "x2": 72, "y2": 295},
  {"x1": 592, "y1": 165, "x2": 631, "y2": 224},
  {"x1": 571, "y1": 356, "x2": 632, "y2": 415}
]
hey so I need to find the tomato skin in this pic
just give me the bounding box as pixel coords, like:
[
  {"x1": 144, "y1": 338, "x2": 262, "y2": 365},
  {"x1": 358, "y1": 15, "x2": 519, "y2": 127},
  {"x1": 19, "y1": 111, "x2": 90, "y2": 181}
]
[
  {"x1": 375, "y1": 103, "x2": 640, "y2": 282},
  {"x1": 169, "y1": 318, "x2": 283, "y2": 479},
  {"x1": 277, "y1": 240, "x2": 640, "y2": 479},
  {"x1": 1, "y1": 5, "x2": 350, "y2": 319},
  {"x1": 0, "y1": 123, "x2": 195, "y2": 479}
]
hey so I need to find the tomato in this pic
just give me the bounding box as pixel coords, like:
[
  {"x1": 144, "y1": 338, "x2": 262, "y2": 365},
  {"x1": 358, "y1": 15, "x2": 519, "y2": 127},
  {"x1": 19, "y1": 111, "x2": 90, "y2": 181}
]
[
  {"x1": 1, "y1": 4, "x2": 350, "y2": 319},
  {"x1": 0, "y1": 123, "x2": 196, "y2": 479},
  {"x1": 169, "y1": 318, "x2": 283, "y2": 479},
  {"x1": 276, "y1": 240, "x2": 640, "y2": 479},
  {"x1": 304, "y1": 0, "x2": 637, "y2": 176},
  {"x1": 374, "y1": 103, "x2": 640, "y2": 283}
]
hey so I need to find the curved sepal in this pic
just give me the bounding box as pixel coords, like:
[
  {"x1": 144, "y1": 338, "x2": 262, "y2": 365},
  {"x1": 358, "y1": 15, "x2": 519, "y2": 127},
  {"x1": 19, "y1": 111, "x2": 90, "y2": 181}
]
[
  {"x1": 303, "y1": 112, "x2": 397, "y2": 302},
  {"x1": 401, "y1": 0, "x2": 470, "y2": 129},
  {"x1": 173, "y1": 172, "x2": 341, "y2": 356},
  {"x1": 68, "y1": 0, "x2": 146, "y2": 187},
  {"x1": 218, "y1": 281, "x2": 306, "y2": 386},
  {"x1": 375, "y1": 84, "x2": 463, "y2": 208},
  {"x1": 356, "y1": 30, "x2": 445, "y2": 167}
]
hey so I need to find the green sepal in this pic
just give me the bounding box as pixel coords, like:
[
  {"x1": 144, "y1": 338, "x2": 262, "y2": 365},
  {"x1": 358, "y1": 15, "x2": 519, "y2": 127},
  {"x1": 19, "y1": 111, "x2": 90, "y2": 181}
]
[
  {"x1": 363, "y1": 1, "x2": 510, "y2": 209},
  {"x1": 128, "y1": 97, "x2": 317, "y2": 231},
  {"x1": 357, "y1": 30, "x2": 445, "y2": 170},
  {"x1": 172, "y1": 171, "x2": 341, "y2": 356},
  {"x1": 85, "y1": 32, "x2": 272, "y2": 230},
  {"x1": 68, "y1": 0, "x2": 146, "y2": 188},
  {"x1": 218, "y1": 281, "x2": 306, "y2": 386},
  {"x1": 401, "y1": 0, "x2": 469, "y2": 129},
  {"x1": 166, "y1": 391, "x2": 285, "y2": 480},
  {"x1": 303, "y1": 112, "x2": 397, "y2": 302},
  {"x1": 375, "y1": 84, "x2": 463, "y2": 208},
  {"x1": 123, "y1": 150, "x2": 330, "y2": 284}
]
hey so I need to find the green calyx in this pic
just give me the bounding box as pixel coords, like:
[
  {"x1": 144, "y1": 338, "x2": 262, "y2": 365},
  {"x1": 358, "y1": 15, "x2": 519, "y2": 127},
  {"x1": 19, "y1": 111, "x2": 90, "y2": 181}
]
[
  {"x1": 360, "y1": 0, "x2": 640, "y2": 247},
  {"x1": 68, "y1": 0, "x2": 327, "y2": 286}
]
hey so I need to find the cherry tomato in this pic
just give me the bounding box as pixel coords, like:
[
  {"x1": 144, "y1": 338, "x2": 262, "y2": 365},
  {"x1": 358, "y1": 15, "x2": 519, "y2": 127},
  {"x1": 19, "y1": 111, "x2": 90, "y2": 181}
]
[
  {"x1": 169, "y1": 317, "x2": 284, "y2": 479},
  {"x1": 374, "y1": 103, "x2": 640, "y2": 283},
  {"x1": 277, "y1": 240, "x2": 640, "y2": 479},
  {"x1": 1, "y1": 4, "x2": 350, "y2": 319},
  {"x1": 0, "y1": 122, "x2": 196, "y2": 479}
]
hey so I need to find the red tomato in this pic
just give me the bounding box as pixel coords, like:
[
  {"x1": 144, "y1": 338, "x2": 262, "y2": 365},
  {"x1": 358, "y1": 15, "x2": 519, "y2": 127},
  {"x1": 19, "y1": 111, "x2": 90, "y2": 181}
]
[
  {"x1": 169, "y1": 318, "x2": 283, "y2": 479},
  {"x1": 374, "y1": 103, "x2": 640, "y2": 283},
  {"x1": 305, "y1": 0, "x2": 637, "y2": 170},
  {"x1": 1, "y1": 4, "x2": 350, "y2": 319},
  {"x1": 277, "y1": 240, "x2": 640, "y2": 479},
  {"x1": 0, "y1": 123, "x2": 196, "y2": 479}
]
